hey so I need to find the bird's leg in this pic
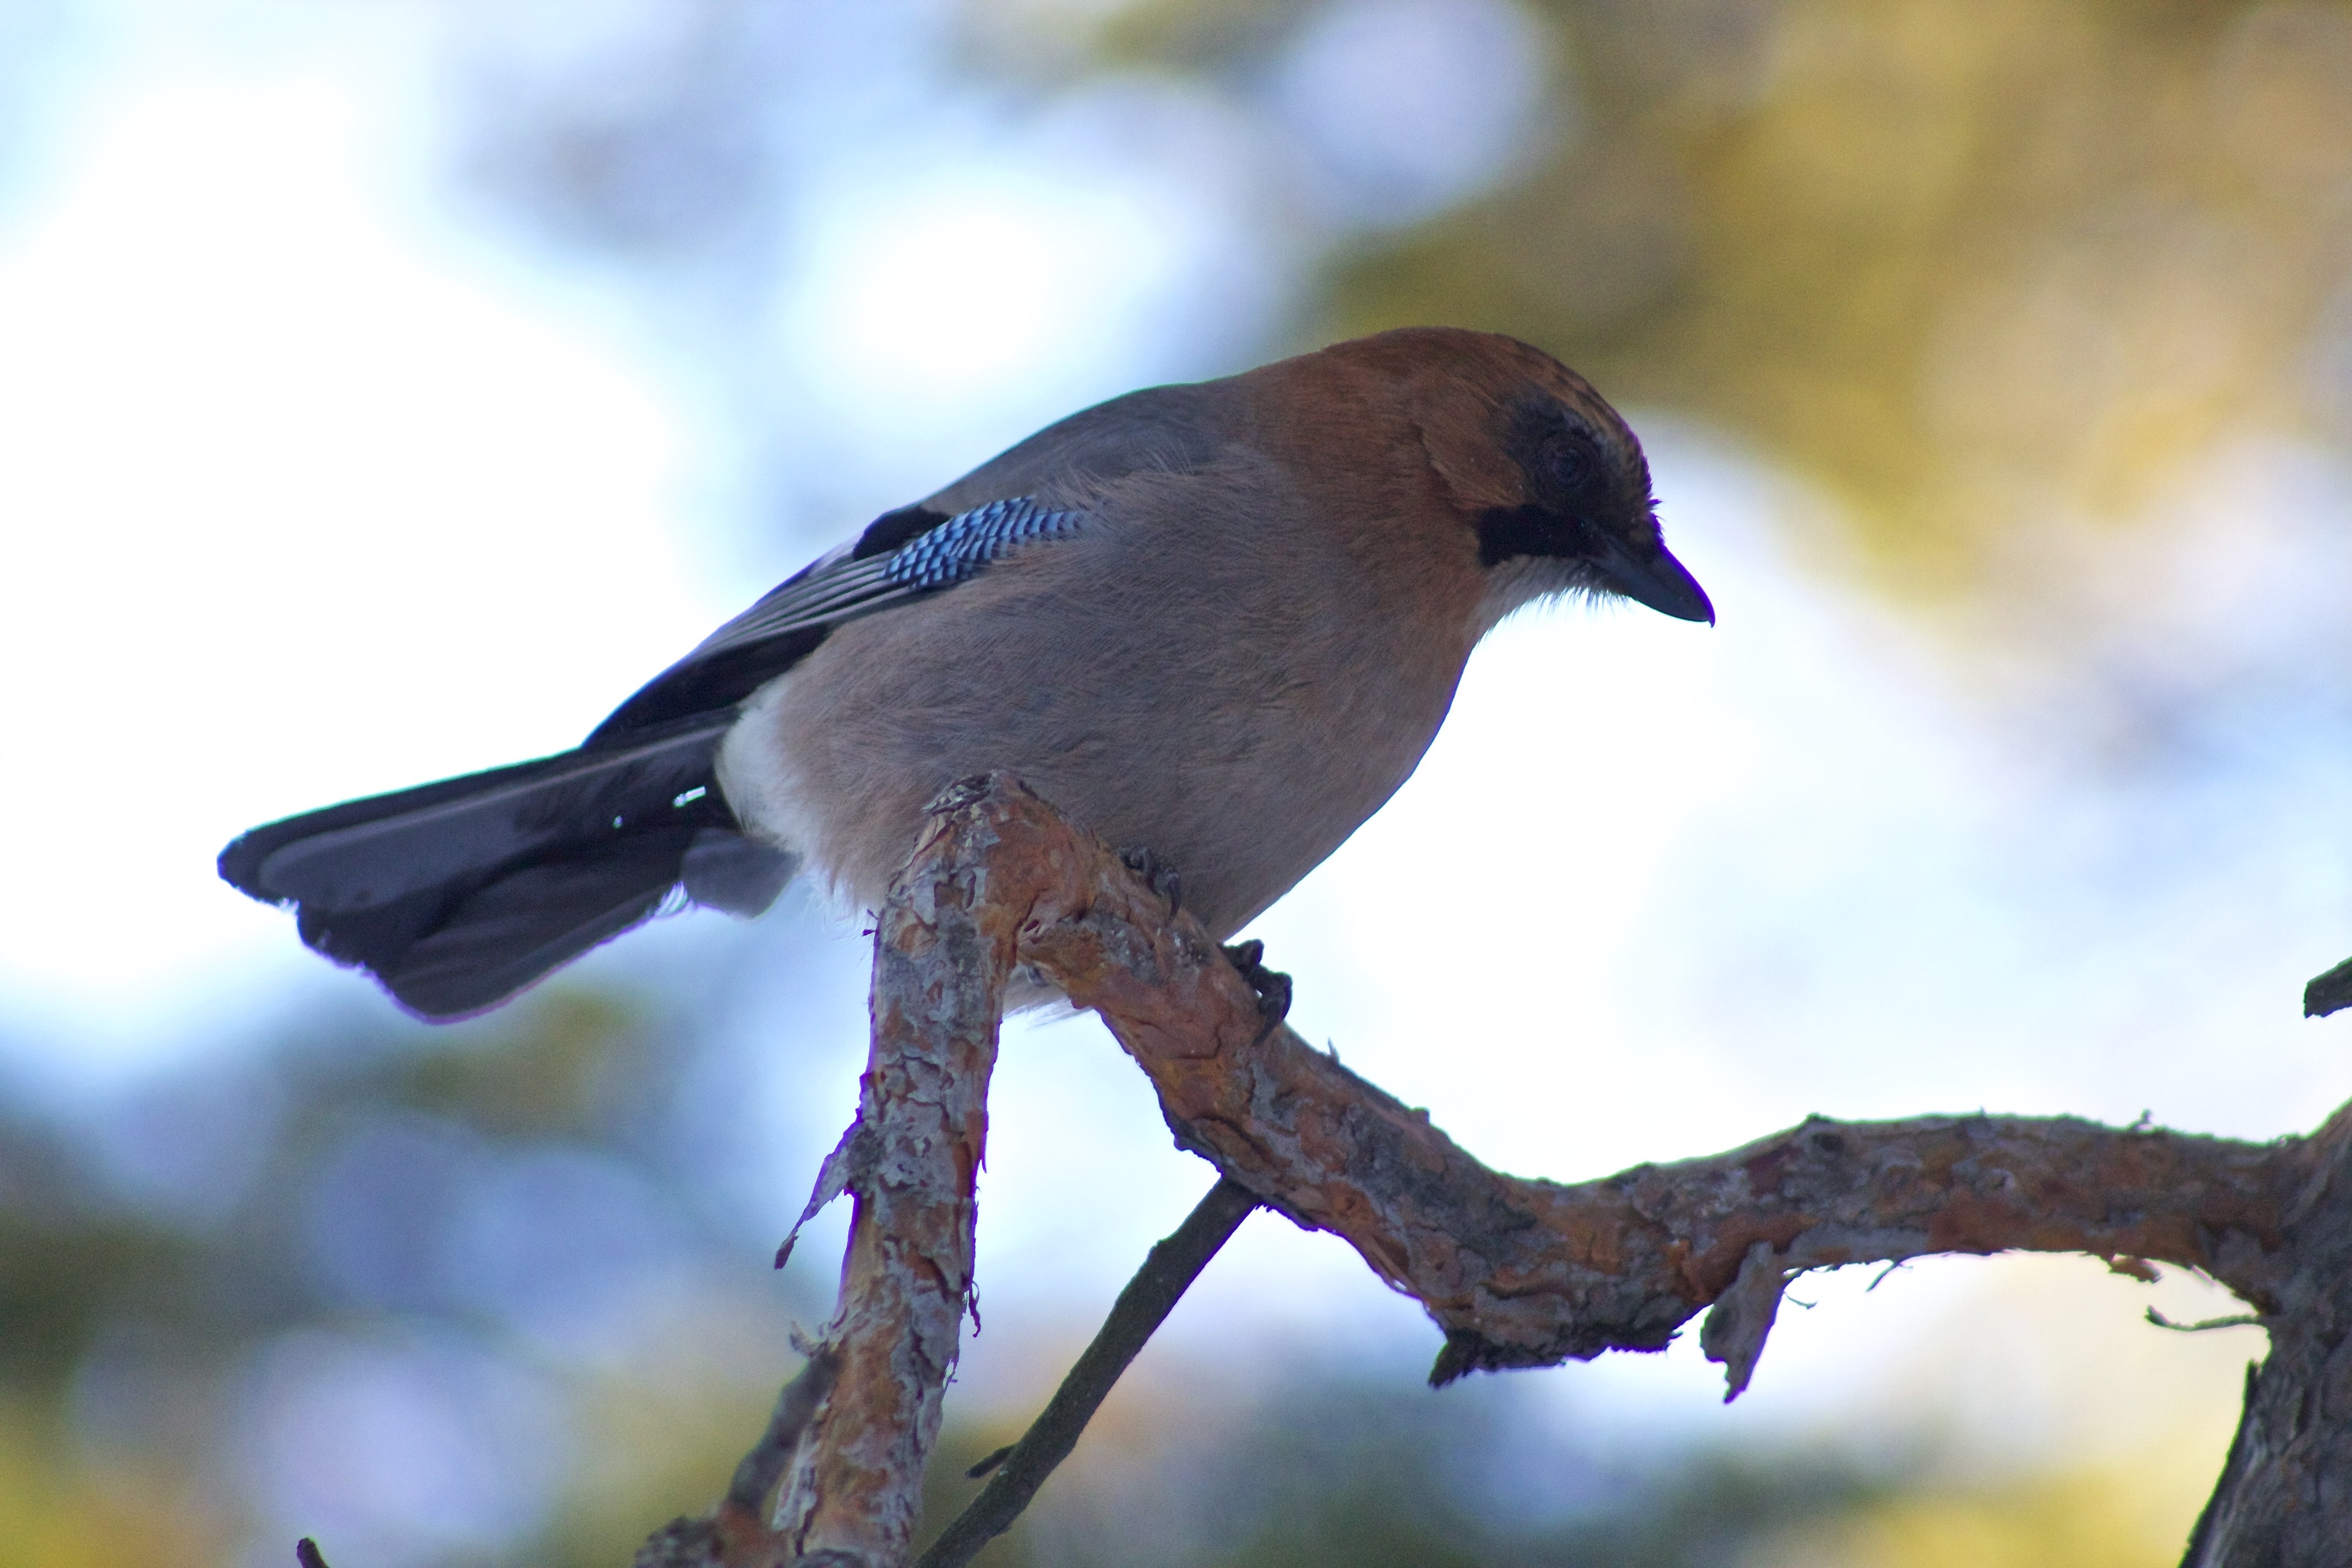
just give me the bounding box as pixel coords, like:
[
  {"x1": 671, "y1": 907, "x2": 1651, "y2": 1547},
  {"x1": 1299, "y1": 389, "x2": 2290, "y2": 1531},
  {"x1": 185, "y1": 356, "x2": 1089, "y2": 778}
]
[
  {"x1": 1220, "y1": 939, "x2": 1293, "y2": 1036},
  {"x1": 1117, "y1": 845, "x2": 1183, "y2": 915}
]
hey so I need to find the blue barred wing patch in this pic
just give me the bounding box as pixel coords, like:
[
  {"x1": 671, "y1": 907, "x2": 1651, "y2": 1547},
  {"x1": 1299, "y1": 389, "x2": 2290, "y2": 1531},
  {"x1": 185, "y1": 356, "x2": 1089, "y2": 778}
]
[
  {"x1": 883, "y1": 497, "x2": 1086, "y2": 592},
  {"x1": 588, "y1": 494, "x2": 1089, "y2": 741}
]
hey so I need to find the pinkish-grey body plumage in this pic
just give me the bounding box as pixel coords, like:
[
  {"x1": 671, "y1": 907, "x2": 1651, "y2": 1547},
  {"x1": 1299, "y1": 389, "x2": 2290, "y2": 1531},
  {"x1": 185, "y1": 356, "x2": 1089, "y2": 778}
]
[{"x1": 221, "y1": 328, "x2": 1712, "y2": 1019}]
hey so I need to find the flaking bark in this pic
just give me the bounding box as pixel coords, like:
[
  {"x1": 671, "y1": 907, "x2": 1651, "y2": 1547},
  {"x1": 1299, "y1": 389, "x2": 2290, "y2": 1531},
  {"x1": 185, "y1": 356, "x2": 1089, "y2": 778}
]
[
  {"x1": 643, "y1": 776, "x2": 2352, "y2": 1566},
  {"x1": 986, "y1": 775, "x2": 2297, "y2": 1382},
  {"x1": 767, "y1": 779, "x2": 1022, "y2": 1566}
]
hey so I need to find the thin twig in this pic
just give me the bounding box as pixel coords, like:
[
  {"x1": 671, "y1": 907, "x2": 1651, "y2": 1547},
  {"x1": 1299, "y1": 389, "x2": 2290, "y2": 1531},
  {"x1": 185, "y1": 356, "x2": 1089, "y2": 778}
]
[
  {"x1": 913, "y1": 1176, "x2": 1261, "y2": 1568},
  {"x1": 295, "y1": 1542, "x2": 330, "y2": 1568},
  {"x1": 2147, "y1": 1306, "x2": 2266, "y2": 1333}
]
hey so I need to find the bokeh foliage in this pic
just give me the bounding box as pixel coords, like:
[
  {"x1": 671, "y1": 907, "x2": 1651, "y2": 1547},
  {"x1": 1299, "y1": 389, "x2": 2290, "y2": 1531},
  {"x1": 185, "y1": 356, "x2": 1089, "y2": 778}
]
[
  {"x1": 1081, "y1": 0, "x2": 2352, "y2": 594},
  {"x1": 0, "y1": 984, "x2": 805, "y2": 1567},
  {"x1": 1, "y1": 2, "x2": 2330, "y2": 1563}
]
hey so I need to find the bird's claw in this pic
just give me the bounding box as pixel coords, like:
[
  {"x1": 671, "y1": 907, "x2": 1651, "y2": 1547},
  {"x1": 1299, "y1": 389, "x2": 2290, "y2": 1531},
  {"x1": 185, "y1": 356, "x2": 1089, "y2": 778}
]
[
  {"x1": 1118, "y1": 845, "x2": 1183, "y2": 915},
  {"x1": 1221, "y1": 939, "x2": 1293, "y2": 1035}
]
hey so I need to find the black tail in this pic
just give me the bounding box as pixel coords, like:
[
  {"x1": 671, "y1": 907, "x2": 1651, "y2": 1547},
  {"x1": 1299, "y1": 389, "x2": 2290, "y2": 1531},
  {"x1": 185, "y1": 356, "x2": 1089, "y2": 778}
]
[{"x1": 219, "y1": 716, "x2": 795, "y2": 1020}]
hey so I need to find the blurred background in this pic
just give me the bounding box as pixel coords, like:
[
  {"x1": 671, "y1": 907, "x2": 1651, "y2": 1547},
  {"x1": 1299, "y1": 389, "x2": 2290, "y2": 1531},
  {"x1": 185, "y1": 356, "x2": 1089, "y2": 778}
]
[{"x1": 3, "y1": 0, "x2": 2351, "y2": 1562}]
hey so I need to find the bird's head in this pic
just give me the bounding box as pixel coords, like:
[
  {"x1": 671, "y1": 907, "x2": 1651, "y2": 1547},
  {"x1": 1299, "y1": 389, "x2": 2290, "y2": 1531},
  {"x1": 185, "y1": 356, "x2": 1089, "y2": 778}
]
[
  {"x1": 1327, "y1": 328, "x2": 1714, "y2": 628},
  {"x1": 1474, "y1": 386, "x2": 1711, "y2": 625}
]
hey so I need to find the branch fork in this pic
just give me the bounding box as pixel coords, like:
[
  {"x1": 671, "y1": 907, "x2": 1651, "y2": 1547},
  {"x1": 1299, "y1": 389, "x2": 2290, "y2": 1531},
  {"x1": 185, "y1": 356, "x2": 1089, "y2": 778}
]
[{"x1": 627, "y1": 774, "x2": 2352, "y2": 1568}]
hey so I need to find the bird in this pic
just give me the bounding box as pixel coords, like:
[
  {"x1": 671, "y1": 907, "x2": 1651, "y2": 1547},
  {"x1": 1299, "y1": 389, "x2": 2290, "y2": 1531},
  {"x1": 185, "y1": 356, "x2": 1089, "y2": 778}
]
[{"x1": 219, "y1": 327, "x2": 1712, "y2": 1021}]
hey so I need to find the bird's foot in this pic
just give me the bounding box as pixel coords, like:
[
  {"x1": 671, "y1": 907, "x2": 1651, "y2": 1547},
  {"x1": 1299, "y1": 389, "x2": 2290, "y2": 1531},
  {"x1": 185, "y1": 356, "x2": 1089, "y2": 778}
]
[
  {"x1": 1221, "y1": 939, "x2": 1293, "y2": 1037},
  {"x1": 1117, "y1": 845, "x2": 1183, "y2": 915}
]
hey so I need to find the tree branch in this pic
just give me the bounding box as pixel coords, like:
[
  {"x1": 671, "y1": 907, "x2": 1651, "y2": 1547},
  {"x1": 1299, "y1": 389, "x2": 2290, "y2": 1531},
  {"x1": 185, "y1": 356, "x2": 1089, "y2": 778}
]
[
  {"x1": 963, "y1": 773, "x2": 2302, "y2": 1384},
  {"x1": 761, "y1": 776, "x2": 1025, "y2": 1566},
  {"x1": 631, "y1": 774, "x2": 2352, "y2": 1566}
]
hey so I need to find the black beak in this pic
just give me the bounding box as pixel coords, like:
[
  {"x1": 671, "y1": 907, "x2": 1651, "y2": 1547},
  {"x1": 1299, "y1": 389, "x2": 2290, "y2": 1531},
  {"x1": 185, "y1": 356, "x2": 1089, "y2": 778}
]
[{"x1": 1592, "y1": 535, "x2": 1714, "y2": 624}]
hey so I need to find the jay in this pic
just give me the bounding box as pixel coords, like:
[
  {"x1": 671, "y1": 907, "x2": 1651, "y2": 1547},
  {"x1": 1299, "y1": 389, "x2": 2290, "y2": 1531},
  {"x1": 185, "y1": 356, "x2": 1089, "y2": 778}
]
[{"x1": 220, "y1": 328, "x2": 1712, "y2": 1020}]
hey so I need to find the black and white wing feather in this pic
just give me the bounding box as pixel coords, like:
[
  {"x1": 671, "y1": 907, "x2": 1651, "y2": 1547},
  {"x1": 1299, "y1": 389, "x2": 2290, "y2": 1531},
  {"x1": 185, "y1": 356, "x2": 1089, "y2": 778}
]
[{"x1": 589, "y1": 496, "x2": 1087, "y2": 742}]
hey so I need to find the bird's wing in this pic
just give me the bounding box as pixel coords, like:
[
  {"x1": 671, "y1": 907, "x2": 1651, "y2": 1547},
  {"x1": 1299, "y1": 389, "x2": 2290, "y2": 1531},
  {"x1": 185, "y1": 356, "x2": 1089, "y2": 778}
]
[
  {"x1": 587, "y1": 383, "x2": 1233, "y2": 744},
  {"x1": 698, "y1": 495, "x2": 1090, "y2": 658},
  {"x1": 586, "y1": 496, "x2": 1088, "y2": 741}
]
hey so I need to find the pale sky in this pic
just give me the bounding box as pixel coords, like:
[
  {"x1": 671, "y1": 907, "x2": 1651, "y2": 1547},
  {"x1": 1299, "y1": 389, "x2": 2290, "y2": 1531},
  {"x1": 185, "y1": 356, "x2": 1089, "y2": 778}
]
[{"x1": 2, "y1": 7, "x2": 2348, "y2": 1542}]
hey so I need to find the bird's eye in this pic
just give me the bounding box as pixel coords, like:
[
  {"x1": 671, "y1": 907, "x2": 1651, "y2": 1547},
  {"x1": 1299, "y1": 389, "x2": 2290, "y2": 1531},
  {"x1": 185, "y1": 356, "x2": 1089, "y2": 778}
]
[{"x1": 1544, "y1": 432, "x2": 1598, "y2": 494}]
